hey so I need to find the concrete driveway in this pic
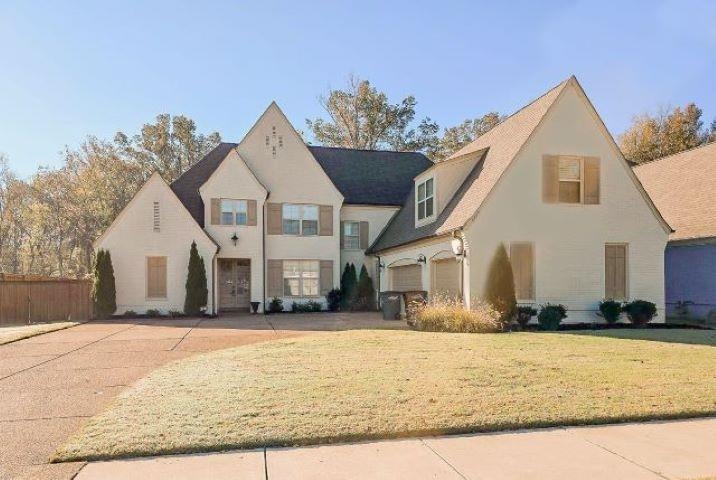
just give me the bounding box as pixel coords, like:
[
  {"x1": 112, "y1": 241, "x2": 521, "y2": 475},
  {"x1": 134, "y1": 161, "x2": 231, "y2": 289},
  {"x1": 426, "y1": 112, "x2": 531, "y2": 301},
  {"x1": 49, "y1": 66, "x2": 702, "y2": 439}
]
[{"x1": 0, "y1": 312, "x2": 393, "y2": 480}]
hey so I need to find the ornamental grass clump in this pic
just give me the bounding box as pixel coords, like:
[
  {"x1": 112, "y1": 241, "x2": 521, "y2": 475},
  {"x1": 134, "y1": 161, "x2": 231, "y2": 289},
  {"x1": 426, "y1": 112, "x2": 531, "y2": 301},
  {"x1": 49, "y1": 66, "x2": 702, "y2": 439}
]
[{"x1": 411, "y1": 295, "x2": 502, "y2": 333}]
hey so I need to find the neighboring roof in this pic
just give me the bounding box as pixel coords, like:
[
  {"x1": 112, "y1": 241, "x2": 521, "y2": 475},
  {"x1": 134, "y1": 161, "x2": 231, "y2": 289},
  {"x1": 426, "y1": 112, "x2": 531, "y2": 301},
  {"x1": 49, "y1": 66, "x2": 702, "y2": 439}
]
[
  {"x1": 309, "y1": 146, "x2": 433, "y2": 205},
  {"x1": 170, "y1": 142, "x2": 238, "y2": 227},
  {"x1": 368, "y1": 151, "x2": 488, "y2": 254},
  {"x1": 633, "y1": 142, "x2": 716, "y2": 243}
]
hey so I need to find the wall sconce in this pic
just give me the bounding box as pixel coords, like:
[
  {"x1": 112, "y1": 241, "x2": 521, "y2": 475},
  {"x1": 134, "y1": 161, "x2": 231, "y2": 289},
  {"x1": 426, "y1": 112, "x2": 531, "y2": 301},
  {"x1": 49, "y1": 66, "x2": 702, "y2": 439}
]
[
  {"x1": 230, "y1": 233, "x2": 239, "y2": 246},
  {"x1": 378, "y1": 261, "x2": 386, "y2": 270},
  {"x1": 451, "y1": 236, "x2": 465, "y2": 257},
  {"x1": 417, "y1": 254, "x2": 426, "y2": 265}
]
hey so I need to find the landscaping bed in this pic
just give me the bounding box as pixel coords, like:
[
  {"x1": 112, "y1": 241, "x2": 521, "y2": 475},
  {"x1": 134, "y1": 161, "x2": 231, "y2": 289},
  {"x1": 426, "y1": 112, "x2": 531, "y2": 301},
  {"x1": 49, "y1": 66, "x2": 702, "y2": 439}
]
[{"x1": 55, "y1": 328, "x2": 716, "y2": 462}]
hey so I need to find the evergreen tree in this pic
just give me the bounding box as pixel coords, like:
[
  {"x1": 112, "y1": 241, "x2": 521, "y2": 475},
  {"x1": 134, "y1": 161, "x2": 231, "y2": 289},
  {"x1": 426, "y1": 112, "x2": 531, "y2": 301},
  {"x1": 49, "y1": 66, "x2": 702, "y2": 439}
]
[
  {"x1": 184, "y1": 241, "x2": 208, "y2": 315},
  {"x1": 347, "y1": 263, "x2": 358, "y2": 308},
  {"x1": 356, "y1": 264, "x2": 376, "y2": 310},
  {"x1": 92, "y1": 249, "x2": 116, "y2": 319},
  {"x1": 340, "y1": 262, "x2": 352, "y2": 309},
  {"x1": 484, "y1": 243, "x2": 516, "y2": 324}
]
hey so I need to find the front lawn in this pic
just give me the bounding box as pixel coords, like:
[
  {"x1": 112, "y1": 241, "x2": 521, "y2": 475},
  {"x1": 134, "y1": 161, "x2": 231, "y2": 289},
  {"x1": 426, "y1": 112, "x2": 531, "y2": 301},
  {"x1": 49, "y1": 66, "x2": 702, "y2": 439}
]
[
  {"x1": 0, "y1": 321, "x2": 78, "y2": 345},
  {"x1": 55, "y1": 329, "x2": 716, "y2": 462}
]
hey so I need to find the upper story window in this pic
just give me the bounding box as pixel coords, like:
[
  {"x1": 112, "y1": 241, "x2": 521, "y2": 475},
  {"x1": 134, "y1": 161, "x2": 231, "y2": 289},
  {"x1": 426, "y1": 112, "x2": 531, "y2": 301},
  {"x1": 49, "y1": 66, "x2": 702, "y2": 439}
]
[
  {"x1": 343, "y1": 221, "x2": 360, "y2": 249},
  {"x1": 558, "y1": 157, "x2": 582, "y2": 203},
  {"x1": 221, "y1": 199, "x2": 248, "y2": 225},
  {"x1": 283, "y1": 204, "x2": 318, "y2": 236},
  {"x1": 417, "y1": 178, "x2": 434, "y2": 220}
]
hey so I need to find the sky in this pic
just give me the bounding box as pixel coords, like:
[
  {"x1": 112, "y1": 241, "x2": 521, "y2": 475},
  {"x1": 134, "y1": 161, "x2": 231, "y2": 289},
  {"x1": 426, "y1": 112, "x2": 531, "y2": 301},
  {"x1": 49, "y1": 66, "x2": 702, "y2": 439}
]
[{"x1": 1, "y1": 0, "x2": 715, "y2": 178}]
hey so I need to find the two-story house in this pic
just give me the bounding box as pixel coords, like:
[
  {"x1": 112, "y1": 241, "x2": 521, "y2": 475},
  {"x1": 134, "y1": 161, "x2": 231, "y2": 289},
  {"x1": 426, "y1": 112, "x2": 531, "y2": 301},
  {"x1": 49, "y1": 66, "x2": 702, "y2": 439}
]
[{"x1": 96, "y1": 76, "x2": 671, "y2": 322}]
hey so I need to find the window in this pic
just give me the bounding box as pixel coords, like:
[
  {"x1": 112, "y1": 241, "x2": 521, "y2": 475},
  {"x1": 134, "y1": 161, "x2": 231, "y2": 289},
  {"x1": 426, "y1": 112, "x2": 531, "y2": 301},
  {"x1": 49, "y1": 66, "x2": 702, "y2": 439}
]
[
  {"x1": 343, "y1": 222, "x2": 360, "y2": 250},
  {"x1": 282, "y1": 204, "x2": 318, "y2": 236},
  {"x1": 417, "y1": 178, "x2": 434, "y2": 220},
  {"x1": 558, "y1": 156, "x2": 582, "y2": 203},
  {"x1": 146, "y1": 256, "x2": 167, "y2": 299},
  {"x1": 220, "y1": 199, "x2": 248, "y2": 225},
  {"x1": 510, "y1": 242, "x2": 535, "y2": 301},
  {"x1": 283, "y1": 260, "x2": 319, "y2": 296},
  {"x1": 605, "y1": 244, "x2": 628, "y2": 300}
]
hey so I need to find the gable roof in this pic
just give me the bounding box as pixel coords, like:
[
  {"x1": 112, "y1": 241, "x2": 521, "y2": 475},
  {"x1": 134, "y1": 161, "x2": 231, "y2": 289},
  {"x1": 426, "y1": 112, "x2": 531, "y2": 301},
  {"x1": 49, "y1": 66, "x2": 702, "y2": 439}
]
[
  {"x1": 309, "y1": 146, "x2": 434, "y2": 206},
  {"x1": 170, "y1": 142, "x2": 238, "y2": 227},
  {"x1": 633, "y1": 141, "x2": 716, "y2": 243},
  {"x1": 368, "y1": 151, "x2": 488, "y2": 253}
]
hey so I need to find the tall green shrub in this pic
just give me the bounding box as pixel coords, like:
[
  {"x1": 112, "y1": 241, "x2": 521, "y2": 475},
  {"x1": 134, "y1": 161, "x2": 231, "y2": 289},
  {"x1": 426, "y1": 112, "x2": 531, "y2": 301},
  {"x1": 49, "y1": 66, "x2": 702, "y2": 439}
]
[
  {"x1": 484, "y1": 243, "x2": 516, "y2": 324},
  {"x1": 92, "y1": 249, "x2": 116, "y2": 319},
  {"x1": 356, "y1": 264, "x2": 376, "y2": 310},
  {"x1": 340, "y1": 262, "x2": 358, "y2": 309},
  {"x1": 184, "y1": 241, "x2": 208, "y2": 316}
]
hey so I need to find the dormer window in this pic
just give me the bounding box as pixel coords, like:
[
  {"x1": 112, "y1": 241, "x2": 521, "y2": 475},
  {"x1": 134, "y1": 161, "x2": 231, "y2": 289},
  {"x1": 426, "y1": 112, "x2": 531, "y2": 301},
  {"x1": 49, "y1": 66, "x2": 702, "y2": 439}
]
[
  {"x1": 558, "y1": 156, "x2": 582, "y2": 203},
  {"x1": 417, "y1": 178, "x2": 434, "y2": 221}
]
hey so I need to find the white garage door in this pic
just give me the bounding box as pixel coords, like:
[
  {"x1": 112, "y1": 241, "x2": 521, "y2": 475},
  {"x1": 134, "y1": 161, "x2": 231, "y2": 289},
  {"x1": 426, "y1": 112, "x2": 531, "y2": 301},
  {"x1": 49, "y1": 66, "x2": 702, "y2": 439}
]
[
  {"x1": 432, "y1": 258, "x2": 461, "y2": 298},
  {"x1": 390, "y1": 264, "x2": 422, "y2": 291}
]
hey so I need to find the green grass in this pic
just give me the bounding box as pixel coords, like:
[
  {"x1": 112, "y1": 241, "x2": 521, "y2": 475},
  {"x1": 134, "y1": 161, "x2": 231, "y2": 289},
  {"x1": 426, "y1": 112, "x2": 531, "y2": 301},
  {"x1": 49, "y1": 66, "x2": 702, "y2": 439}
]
[
  {"x1": 0, "y1": 321, "x2": 78, "y2": 345},
  {"x1": 54, "y1": 329, "x2": 716, "y2": 462}
]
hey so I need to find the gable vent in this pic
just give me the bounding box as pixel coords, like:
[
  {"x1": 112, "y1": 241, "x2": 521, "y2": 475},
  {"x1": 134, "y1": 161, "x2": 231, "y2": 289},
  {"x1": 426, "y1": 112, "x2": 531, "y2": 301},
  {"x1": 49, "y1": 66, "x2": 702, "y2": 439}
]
[{"x1": 153, "y1": 201, "x2": 160, "y2": 232}]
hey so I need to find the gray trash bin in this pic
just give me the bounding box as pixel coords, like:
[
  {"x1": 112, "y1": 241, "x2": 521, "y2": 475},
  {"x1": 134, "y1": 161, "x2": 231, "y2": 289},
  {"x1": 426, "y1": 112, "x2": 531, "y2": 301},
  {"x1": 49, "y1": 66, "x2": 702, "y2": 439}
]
[{"x1": 380, "y1": 291, "x2": 402, "y2": 320}]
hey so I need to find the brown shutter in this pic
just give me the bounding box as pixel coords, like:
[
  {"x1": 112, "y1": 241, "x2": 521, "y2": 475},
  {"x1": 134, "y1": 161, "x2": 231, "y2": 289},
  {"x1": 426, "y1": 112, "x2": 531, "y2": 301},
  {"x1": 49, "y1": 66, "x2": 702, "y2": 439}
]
[
  {"x1": 147, "y1": 257, "x2": 167, "y2": 298},
  {"x1": 340, "y1": 221, "x2": 345, "y2": 249},
  {"x1": 584, "y1": 156, "x2": 600, "y2": 204},
  {"x1": 359, "y1": 221, "x2": 369, "y2": 250},
  {"x1": 319, "y1": 205, "x2": 333, "y2": 236},
  {"x1": 510, "y1": 243, "x2": 534, "y2": 300},
  {"x1": 266, "y1": 203, "x2": 282, "y2": 235},
  {"x1": 542, "y1": 155, "x2": 559, "y2": 203},
  {"x1": 320, "y1": 260, "x2": 333, "y2": 294},
  {"x1": 247, "y1": 200, "x2": 257, "y2": 226},
  {"x1": 210, "y1": 199, "x2": 221, "y2": 225},
  {"x1": 605, "y1": 244, "x2": 627, "y2": 300},
  {"x1": 267, "y1": 259, "x2": 283, "y2": 297}
]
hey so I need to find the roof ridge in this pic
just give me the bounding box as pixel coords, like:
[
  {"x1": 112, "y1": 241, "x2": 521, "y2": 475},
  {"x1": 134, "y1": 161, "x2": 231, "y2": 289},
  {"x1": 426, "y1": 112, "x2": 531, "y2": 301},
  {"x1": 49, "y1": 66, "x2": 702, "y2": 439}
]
[
  {"x1": 632, "y1": 140, "x2": 716, "y2": 169},
  {"x1": 308, "y1": 144, "x2": 431, "y2": 157}
]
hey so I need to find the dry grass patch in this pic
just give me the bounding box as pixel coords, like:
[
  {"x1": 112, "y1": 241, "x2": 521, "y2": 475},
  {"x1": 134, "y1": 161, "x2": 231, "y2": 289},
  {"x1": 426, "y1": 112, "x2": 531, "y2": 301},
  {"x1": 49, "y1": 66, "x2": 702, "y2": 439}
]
[
  {"x1": 0, "y1": 322, "x2": 78, "y2": 345},
  {"x1": 55, "y1": 329, "x2": 716, "y2": 462}
]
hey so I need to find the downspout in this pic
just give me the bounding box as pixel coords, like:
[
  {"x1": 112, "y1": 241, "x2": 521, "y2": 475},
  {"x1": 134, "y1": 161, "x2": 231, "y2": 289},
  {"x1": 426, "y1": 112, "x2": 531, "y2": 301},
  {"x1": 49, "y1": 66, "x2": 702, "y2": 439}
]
[
  {"x1": 262, "y1": 191, "x2": 269, "y2": 313},
  {"x1": 376, "y1": 255, "x2": 381, "y2": 310}
]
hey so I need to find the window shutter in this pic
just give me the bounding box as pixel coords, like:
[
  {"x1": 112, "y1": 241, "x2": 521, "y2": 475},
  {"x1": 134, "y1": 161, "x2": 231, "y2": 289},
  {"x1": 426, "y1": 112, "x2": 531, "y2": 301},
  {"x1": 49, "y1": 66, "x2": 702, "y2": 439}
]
[
  {"x1": 542, "y1": 155, "x2": 559, "y2": 203},
  {"x1": 340, "y1": 221, "x2": 345, "y2": 249},
  {"x1": 267, "y1": 259, "x2": 283, "y2": 297},
  {"x1": 605, "y1": 244, "x2": 627, "y2": 299},
  {"x1": 147, "y1": 257, "x2": 167, "y2": 298},
  {"x1": 247, "y1": 200, "x2": 258, "y2": 226},
  {"x1": 210, "y1": 199, "x2": 221, "y2": 225},
  {"x1": 266, "y1": 203, "x2": 282, "y2": 235},
  {"x1": 584, "y1": 157, "x2": 600, "y2": 204},
  {"x1": 510, "y1": 243, "x2": 534, "y2": 300},
  {"x1": 319, "y1": 205, "x2": 333, "y2": 236},
  {"x1": 359, "y1": 221, "x2": 369, "y2": 250},
  {"x1": 320, "y1": 260, "x2": 333, "y2": 295}
]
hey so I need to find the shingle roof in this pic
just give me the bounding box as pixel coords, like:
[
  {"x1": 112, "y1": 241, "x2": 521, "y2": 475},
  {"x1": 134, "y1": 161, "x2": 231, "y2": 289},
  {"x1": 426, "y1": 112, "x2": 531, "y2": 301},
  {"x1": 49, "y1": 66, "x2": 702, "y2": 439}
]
[
  {"x1": 368, "y1": 77, "x2": 571, "y2": 253},
  {"x1": 170, "y1": 142, "x2": 238, "y2": 227},
  {"x1": 633, "y1": 142, "x2": 716, "y2": 242},
  {"x1": 368, "y1": 151, "x2": 488, "y2": 254},
  {"x1": 308, "y1": 146, "x2": 433, "y2": 205}
]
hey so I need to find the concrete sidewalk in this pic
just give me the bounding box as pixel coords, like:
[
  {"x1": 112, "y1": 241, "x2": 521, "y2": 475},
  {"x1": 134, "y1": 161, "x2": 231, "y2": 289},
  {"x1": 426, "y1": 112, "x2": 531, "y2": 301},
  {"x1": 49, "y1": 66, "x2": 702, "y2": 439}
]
[{"x1": 75, "y1": 417, "x2": 716, "y2": 480}]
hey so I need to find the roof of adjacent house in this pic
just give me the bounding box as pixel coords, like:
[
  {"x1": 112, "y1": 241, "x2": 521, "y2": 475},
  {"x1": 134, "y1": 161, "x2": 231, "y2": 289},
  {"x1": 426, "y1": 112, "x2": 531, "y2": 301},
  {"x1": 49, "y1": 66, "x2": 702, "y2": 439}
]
[
  {"x1": 170, "y1": 142, "x2": 238, "y2": 227},
  {"x1": 170, "y1": 142, "x2": 433, "y2": 226},
  {"x1": 308, "y1": 146, "x2": 433, "y2": 206},
  {"x1": 368, "y1": 78, "x2": 570, "y2": 253},
  {"x1": 633, "y1": 141, "x2": 716, "y2": 243}
]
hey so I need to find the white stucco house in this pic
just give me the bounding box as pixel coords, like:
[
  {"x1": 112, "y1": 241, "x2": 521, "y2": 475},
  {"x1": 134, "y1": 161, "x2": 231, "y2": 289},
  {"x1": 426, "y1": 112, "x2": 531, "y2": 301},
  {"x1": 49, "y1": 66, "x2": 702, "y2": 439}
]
[{"x1": 97, "y1": 76, "x2": 671, "y2": 321}]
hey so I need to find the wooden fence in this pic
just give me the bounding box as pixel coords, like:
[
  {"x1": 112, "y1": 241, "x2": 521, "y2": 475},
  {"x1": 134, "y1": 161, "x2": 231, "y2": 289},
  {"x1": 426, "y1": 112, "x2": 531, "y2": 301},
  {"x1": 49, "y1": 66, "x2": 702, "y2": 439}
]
[{"x1": 0, "y1": 276, "x2": 92, "y2": 325}]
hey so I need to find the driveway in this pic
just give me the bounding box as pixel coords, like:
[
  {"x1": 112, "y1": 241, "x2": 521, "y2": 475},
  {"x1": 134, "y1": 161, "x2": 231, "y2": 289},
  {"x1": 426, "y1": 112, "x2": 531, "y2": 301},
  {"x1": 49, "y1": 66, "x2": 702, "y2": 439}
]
[{"x1": 0, "y1": 312, "x2": 393, "y2": 480}]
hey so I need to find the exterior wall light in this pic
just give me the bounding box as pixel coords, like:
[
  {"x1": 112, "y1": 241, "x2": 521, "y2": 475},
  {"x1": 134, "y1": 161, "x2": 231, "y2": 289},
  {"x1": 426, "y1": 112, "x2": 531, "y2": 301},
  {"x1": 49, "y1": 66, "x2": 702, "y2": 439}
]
[
  {"x1": 451, "y1": 236, "x2": 464, "y2": 257},
  {"x1": 231, "y1": 233, "x2": 239, "y2": 246},
  {"x1": 417, "y1": 254, "x2": 427, "y2": 264}
]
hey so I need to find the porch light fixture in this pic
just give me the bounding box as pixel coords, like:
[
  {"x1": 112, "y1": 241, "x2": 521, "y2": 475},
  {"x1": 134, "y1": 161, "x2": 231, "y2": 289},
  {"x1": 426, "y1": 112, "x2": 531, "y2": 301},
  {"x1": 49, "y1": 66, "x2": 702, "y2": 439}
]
[
  {"x1": 451, "y1": 236, "x2": 465, "y2": 257},
  {"x1": 417, "y1": 254, "x2": 427, "y2": 265},
  {"x1": 230, "y1": 232, "x2": 239, "y2": 246}
]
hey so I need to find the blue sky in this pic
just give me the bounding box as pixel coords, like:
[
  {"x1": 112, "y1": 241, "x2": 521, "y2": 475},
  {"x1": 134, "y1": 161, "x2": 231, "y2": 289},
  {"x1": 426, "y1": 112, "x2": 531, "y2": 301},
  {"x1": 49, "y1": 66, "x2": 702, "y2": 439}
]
[{"x1": 1, "y1": 0, "x2": 715, "y2": 178}]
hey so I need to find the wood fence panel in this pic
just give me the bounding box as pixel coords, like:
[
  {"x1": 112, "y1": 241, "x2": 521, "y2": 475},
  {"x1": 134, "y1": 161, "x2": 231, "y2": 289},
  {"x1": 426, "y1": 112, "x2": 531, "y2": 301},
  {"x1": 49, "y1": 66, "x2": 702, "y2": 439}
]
[{"x1": 0, "y1": 279, "x2": 92, "y2": 325}]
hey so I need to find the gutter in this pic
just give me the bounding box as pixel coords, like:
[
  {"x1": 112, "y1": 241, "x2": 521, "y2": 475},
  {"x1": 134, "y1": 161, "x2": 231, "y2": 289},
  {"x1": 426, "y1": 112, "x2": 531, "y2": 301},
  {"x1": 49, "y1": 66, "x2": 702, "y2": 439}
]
[{"x1": 262, "y1": 190, "x2": 270, "y2": 313}]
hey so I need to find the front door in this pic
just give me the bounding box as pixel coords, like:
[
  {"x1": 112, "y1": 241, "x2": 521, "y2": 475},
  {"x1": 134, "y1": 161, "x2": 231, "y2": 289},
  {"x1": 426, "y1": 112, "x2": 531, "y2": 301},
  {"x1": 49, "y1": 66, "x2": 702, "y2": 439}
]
[{"x1": 219, "y1": 259, "x2": 251, "y2": 310}]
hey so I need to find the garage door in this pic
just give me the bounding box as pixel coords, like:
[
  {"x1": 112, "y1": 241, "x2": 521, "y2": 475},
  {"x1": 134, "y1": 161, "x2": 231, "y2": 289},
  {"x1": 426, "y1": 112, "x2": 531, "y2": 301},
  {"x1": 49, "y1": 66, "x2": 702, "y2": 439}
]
[
  {"x1": 432, "y1": 258, "x2": 461, "y2": 299},
  {"x1": 390, "y1": 264, "x2": 422, "y2": 291}
]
